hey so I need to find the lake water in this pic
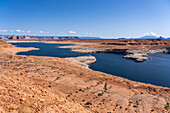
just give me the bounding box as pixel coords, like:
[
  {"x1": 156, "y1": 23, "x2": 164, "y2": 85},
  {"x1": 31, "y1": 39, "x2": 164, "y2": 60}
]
[{"x1": 10, "y1": 42, "x2": 170, "y2": 88}]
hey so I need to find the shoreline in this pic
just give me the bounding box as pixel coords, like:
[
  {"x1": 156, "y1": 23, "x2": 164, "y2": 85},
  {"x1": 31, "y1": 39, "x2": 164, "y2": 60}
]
[
  {"x1": 8, "y1": 41, "x2": 169, "y2": 88},
  {"x1": 7, "y1": 42, "x2": 170, "y2": 88},
  {"x1": 2, "y1": 45, "x2": 39, "y2": 55},
  {"x1": 8, "y1": 40, "x2": 170, "y2": 62},
  {"x1": 58, "y1": 44, "x2": 170, "y2": 62},
  {"x1": 8, "y1": 41, "x2": 96, "y2": 69},
  {"x1": 7, "y1": 41, "x2": 170, "y2": 88}
]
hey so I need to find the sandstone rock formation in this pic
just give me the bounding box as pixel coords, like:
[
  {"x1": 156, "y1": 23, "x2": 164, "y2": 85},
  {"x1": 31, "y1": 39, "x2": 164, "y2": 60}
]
[
  {"x1": 123, "y1": 53, "x2": 149, "y2": 62},
  {"x1": 132, "y1": 94, "x2": 167, "y2": 113},
  {"x1": 57, "y1": 39, "x2": 170, "y2": 62},
  {"x1": 65, "y1": 55, "x2": 96, "y2": 69},
  {"x1": 59, "y1": 45, "x2": 105, "y2": 53}
]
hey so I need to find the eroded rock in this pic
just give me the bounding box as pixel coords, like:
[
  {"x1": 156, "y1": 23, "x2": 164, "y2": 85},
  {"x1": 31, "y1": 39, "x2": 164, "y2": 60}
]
[
  {"x1": 65, "y1": 55, "x2": 96, "y2": 69},
  {"x1": 132, "y1": 94, "x2": 166, "y2": 113},
  {"x1": 123, "y1": 53, "x2": 149, "y2": 62}
]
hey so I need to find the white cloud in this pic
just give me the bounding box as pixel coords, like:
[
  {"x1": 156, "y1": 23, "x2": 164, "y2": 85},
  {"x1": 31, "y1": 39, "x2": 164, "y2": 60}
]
[
  {"x1": 0, "y1": 29, "x2": 31, "y2": 33},
  {"x1": 26, "y1": 31, "x2": 31, "y2": 33},
  {"x1": 144, "y1": 32, "x2": 158, "y2": 36},
  {"x1": 15, "y1": 29, "x2": 22, "y2": 33},
  {"x1": 61, "y1": 32, "x2": 64, "y2": 34},
  {"x1": 0, "y1": 30, "x2": 8, "y2": 32},
  {"x1": 39, "y1": 31, "x2": 49, "y2": 34},
  {"x1": 39, "y1": 31, "x2": 44, "y2": 33},
  {"x1": 68, "y1": 31, "x2": 76, "y2": 34},
  {"x1": 9, "y1": 29, "x2": 31, "y2": 33}
]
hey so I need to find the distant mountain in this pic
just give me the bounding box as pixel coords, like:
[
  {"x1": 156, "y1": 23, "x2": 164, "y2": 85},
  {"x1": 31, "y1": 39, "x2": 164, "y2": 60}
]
[
  {"x1": 139, "y1": 36, "x2": 159, "y2": 39},
  {"x1": 0, "y1": 35, "x2": 79, "y2": 40},
  {"x1": 118, "y1": 38, "x2": 126, "y2": 40},
  {"x1": 138, "y1": 36, "x2": 166, "y2": 39},
  {"x1": 79, "y1": 37, "x2": 101, "y2": 39},
  {"x1": 157, "y1": 36, "x2": 165, "y2": 39}
]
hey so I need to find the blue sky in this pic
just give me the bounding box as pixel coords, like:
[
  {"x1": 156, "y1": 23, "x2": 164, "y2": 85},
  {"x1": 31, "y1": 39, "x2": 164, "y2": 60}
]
[{"x1": 0, "y1": 0, "x2": 170, "y2": 38}]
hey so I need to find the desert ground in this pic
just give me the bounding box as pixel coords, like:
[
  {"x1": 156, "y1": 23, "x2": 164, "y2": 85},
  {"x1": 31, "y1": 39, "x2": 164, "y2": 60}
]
[{"x1": 0, "y1": 40, "x2": 169, "y2": 113}]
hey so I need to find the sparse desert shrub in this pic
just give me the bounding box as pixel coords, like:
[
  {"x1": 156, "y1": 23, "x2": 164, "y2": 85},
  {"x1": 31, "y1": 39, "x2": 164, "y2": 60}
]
[
  {"x1": 98, "y1": 93, "x2": 103, "y2": 96},
  {"x1": 104, "y1": 82, "x2": 107, "y2": 90},
  {"x1": 165, "y1": 102, "x2": 170, "y2": 110}
]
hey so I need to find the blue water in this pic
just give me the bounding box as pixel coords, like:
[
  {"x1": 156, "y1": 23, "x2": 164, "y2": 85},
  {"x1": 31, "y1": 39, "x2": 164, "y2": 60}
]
[{"x1": 10, "y1": 42, "x2": 170, "y2": 88}]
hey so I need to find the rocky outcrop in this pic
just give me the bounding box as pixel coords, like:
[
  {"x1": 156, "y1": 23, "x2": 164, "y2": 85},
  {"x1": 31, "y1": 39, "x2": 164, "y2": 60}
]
[
  {"x1": 59, "y1": 45, "x2": 170, "y2": 62},
  {"x1": 65, "y1": 55, "x2": 96, "y2": 69},
  {"x1": 0, "y1": 40, "x2": 14, "y2": 48},
  {"x1": 59, "y1": 45, "x2": 128, "y2": 54},
  {"x1": 101, "y1": 39, "x2": 170, "y2": 46},
  {"x1": 127, "y1": 48, "x2": 170, "y2": 54},
  {"x1": 8, "y1": 35, "x2": 24, "y2": 40},
  {"x1": 132, "y1": 94, "x2": 167, "y2": 113},
  {"x1": 123, "y1": 53, "x2": 149, "y2": 62},
  {"x1": 124, "y1": 48, "x2": 170, "y2": 62},
  {"x1": 59, "y1": 45, "x2": 105, "y2": 53}
]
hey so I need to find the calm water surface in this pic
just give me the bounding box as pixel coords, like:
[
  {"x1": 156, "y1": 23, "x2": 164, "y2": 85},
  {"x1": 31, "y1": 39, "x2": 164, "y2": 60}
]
[{"x1": 10, "y1": 42, "x2": 170, "y2": 87}]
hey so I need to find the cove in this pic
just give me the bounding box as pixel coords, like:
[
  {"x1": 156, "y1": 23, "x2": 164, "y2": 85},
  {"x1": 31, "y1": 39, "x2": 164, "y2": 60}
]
[{"x1": 10, "y1": 42, "x2": 170, "y2": 88}]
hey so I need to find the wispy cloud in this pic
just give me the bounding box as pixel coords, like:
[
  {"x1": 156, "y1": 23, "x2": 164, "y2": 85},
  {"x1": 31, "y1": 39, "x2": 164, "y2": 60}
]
[
  {"x1": 14, "y1": 29, "x2": 31, "y2": 33},
  {"x1": 68, "y1": 31, "x2": 76, "y2": 34},
  {"x1": 39, "y1": 31, "x2": 44, "y2": 33},
  {"x1": 0, "y1": 29, "x2": 31, "y2": 33},
  {"x1": 39, "y1": 31, "x2": 49, "y2": 34},
  {"x1": 84, "y1": 33, "x2": 96, "y2": 35},
  {"x1": 26, "y1": 30, "x2": 31, "y2": 33},
  {"x1": 1, "y1": 29, "x2": 23, "y2": 33},
  {"x1": 13, "y1": 29, "x2": 31, "y2": 33},
  {"x1": 0, "y1": 30, "x2": 8, "y2": 32}
]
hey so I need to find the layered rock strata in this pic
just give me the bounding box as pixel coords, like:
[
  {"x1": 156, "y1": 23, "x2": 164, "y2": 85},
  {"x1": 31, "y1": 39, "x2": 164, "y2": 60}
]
[{"x1": 59, "y1": 45, "x2": 170, "y2": 62}]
